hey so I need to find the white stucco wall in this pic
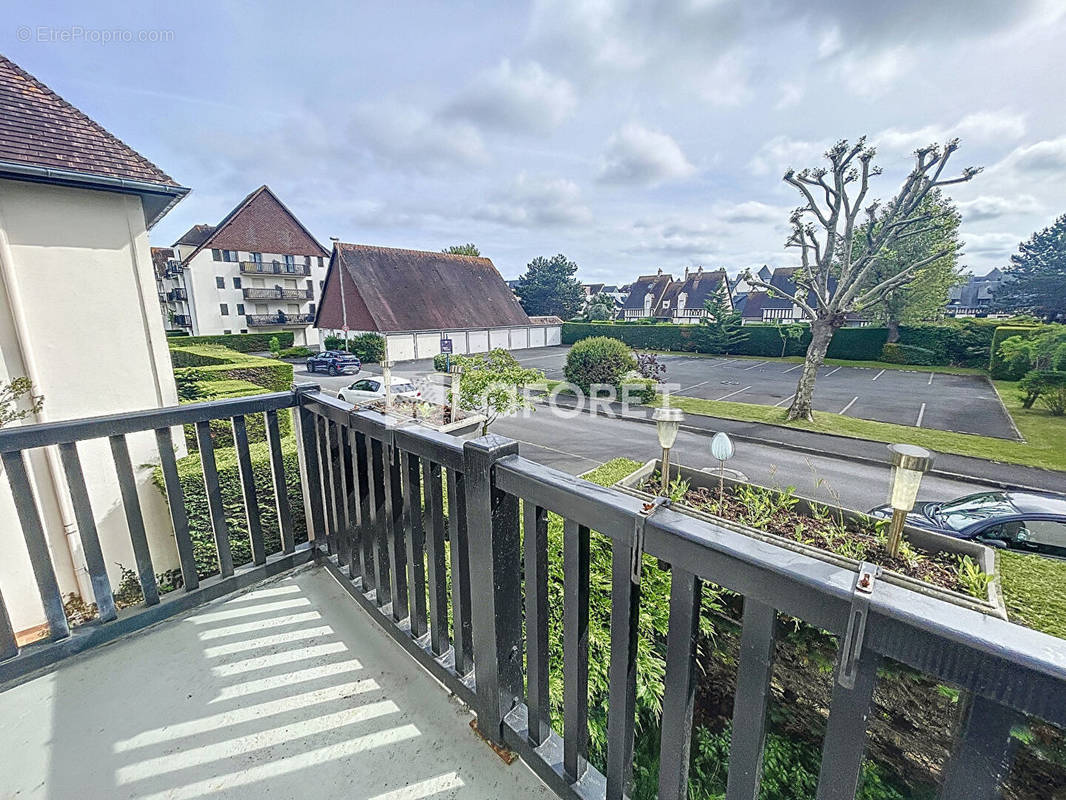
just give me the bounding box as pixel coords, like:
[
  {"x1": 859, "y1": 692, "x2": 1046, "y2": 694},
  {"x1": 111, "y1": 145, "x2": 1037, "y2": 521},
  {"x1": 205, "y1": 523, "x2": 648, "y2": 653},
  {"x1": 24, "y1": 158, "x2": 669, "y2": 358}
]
[
  {"x1": 353, "y1": 325, "x2": 562, "y2": 363},
  {"x1": 0, "y1": 180, "x2": 181, "y2": 633}
]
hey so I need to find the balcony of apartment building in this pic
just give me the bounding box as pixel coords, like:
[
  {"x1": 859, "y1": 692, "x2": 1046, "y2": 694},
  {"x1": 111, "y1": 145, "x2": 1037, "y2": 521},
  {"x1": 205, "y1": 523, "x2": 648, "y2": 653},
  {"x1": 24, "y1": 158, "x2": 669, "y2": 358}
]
[
  {"x1": 1, "y1": 387, "x2": 1063, "y2": 799},
  {"x1": 243, "y1": 286, "x2": 314, "y2": 302},
  {"x1": 245, "y1": 312, "x2": 316, "y2": 327},
  {"x1": 172, "y1": 313, "x2": 193, "y2": 328},
  {"x1": 167, "y1": 287, "x2": 189, "y2": 303},
  {"x1": 239, "y1": 259, "x2": 312, "y2": 277}
]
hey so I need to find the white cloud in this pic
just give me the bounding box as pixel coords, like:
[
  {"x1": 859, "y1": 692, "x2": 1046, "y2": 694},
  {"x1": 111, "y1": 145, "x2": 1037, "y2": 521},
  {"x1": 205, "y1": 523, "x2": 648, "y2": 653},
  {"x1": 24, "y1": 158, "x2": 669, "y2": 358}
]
[
  {"x1": 838, "y1": 46, "x2": 910, "y2": 97},
  {"x1": 598, "y1": 124, "x2": 696, "y2": 186},
  {"x1": 475, "y1": 172, "x2": 591, "y2": 227},
  {"x1": 876, "y1": 111, "x2": 1027, "y2": 153},
  {"x1": 957, "y1": 194, "x2": 1041, "y2": 222},
  {"x1": 447, "y1": 60, "x2": 577, "y2": 133},
  {"x1": 715, "y1": 200, "x2": 788, "y2": 225},
  {"x1": 697, "y1": 51, "x2": 752, "y2": 106},
  {"x1": 996, "y1": 136, "x2": 1066, "y2": 175},
  {"x1": 749, "y1": 135, "x2": 829, "y2": 176},
  {"x1": 962, "y1": 231, "x2": 1021, "y2": 258},
  {"x1": 351, "y1": 102, "x2": 488, "y2": 171},
  {"x1": 775, "y1": 82, "x2": 805, "y2": 110}
]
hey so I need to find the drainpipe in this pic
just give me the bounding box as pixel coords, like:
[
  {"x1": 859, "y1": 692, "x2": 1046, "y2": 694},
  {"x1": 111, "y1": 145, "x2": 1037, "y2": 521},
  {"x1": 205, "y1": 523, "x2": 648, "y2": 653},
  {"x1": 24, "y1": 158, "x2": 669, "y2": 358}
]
[{"x1": 0, "y1": 215, "x2": 94, "y2": 600}]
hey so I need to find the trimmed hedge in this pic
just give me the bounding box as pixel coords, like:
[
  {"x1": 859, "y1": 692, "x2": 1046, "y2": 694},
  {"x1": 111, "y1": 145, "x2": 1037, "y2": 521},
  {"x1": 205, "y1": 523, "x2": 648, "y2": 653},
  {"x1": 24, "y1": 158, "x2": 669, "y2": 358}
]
[
  {"x1": 561, "y1": 322, "x2": 889, "y2": 361},
  {"x1": 322, "y1": 333, "x2": 387, "y2": 363},
  {"x1": 880, "y1": 343, "x2": 938, "y2": 366},
  {"x1": 990, "y1": 325, "x2": 1040, "y2": 379},
  {"x1": 175, "y1": 331, "x2": 294, "y2": 353},
  {"x1": 897, "y1": 320, "x2": 997, "y2": 367},
  {"x1": 153, "y1": 436, "x2": 308, "y2": 578}
]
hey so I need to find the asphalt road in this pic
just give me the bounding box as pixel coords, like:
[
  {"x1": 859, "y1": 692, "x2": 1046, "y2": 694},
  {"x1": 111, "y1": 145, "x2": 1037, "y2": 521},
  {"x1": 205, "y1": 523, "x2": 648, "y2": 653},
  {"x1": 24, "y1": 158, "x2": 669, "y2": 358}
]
[{"x1": 508, "y1": 346, "x2": 1019, "y2": 440}]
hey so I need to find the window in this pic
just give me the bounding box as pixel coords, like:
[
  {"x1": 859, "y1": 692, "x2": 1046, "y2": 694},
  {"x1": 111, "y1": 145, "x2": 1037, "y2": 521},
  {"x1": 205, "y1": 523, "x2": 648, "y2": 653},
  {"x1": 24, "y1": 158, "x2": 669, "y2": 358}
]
[
  {"x1": 232, "y1": 276, "x2": 241, "y2": 289},
  {"x1": 222, "y1": 250, "x2": 239, "y2": 263},
  {"x1": 304, "y1": 256, "x2": 311, "y2": 266},
  {"x1": 319, "y1": 280, "x2": 325, "y2": 290},
  {"x1": 318, "y1": 256, "x2": 324, "y2": 268},
  {"x1": 215, "y1": 276, "x2": 225, "y2": 289},
  {"x1": 240, "y1": 329, "x2": 247, "y2": 334},
  {"x1": 223, "y1": 329, "x2": 232, "y2": 335},
  {"x1": 236, "y1": 304, "x2": 245, "y2": 315},
  {"x1": 309, "y1": 303, "x2": 316, "y2": 315},
  {"x1": 250, "y1": 252, "x2": 263, "y2": 263},
  {"x1": 220, "y1": 303, "x2": 229, "y2": 316},
  {"x1": 211, "y1": 249, "x2": 221, "y2": 261},
  {"x1": 283, "y1": 255, "x2": 296, "y2": 273},
  {"x1": 307, "y1": 279, "x2": 314, "y2": 291}
]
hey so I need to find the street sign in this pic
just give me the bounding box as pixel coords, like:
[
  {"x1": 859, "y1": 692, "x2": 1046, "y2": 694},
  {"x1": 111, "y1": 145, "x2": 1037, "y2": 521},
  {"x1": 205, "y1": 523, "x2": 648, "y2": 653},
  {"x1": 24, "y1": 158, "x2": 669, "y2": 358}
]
[
  {"x1": 440, "y1": 338, "x2": 453, "y2": 354},
  {"x1": 342, "y1": 324, "x2": 349, "y2": 333}
]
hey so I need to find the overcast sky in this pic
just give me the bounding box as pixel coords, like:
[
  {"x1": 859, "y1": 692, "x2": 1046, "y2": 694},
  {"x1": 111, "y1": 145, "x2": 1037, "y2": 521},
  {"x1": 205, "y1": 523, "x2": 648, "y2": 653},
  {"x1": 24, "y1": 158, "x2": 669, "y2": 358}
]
[{"x1": 5, "y1": 1, "x2": 1066, "y2": 281}]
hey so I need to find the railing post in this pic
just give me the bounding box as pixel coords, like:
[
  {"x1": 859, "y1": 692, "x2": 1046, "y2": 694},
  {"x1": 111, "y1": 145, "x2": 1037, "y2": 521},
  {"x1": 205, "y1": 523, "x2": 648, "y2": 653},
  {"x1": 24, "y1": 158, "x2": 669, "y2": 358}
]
[
  {"x1": 463, "y1": 433, "x2": 522, "y2": 746},
  {"x1": 294, "y1": 384, "x2": 326, "y2": 547}
]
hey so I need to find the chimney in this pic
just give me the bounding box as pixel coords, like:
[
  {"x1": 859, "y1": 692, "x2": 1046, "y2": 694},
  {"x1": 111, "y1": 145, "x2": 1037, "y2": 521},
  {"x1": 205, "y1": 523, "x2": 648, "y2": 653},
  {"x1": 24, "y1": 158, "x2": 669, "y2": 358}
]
[
  {"x1": 684, "y1": 267, "x2": 690, "y2": 280},
  {"x1": 697, "y1": 265, "x2": 703, "y2": 274},
  {"x1": 657, "y1": 267, "x2": 663, "y2": 276}
]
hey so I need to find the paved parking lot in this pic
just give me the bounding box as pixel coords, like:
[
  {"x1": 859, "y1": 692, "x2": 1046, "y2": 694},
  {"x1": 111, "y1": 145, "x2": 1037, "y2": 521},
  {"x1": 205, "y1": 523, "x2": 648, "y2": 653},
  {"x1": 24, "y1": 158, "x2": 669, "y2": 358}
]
[{"x1": 509, "y1": 346, "x2": 1020, "y2": 440}]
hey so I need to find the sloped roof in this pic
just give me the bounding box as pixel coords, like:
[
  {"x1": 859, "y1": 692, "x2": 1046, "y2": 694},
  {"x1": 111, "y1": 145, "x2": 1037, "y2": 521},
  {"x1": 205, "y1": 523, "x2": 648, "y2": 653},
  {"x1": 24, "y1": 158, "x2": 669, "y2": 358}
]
[
  {"x1": 667, "y1": 268, "x2": 731, "y2": 311},
  {"x1": 315, "y1": 243, "x2": 531, "y2": 332},
  {"x1": 174, "y1": 223, "x2": 216, "y2": 247},
  {"x1": 179, "y1": 185, "x2": 329, "y2": 263},
  {"x1": 622, "y1": 273, "x2": 674, "y2": 311},
  {"x1": 755, "y1": 267, "x2": 835, "y2": 310},
  {"x1": 0, "y1": 54, "x2": 187, "y2": 226},
  {"x1": 150, "y1": 247, "x2": 176, "y2": 280}
]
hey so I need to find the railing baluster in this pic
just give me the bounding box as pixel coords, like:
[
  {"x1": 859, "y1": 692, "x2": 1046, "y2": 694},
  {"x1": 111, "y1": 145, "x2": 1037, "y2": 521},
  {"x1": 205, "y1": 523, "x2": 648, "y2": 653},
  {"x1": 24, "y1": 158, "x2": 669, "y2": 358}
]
[
  {"x1": 109, "y1": 435, "x2": 158, "y2": 605},
  {"x1": 328, "y1": 420, "x2": 349, "y2": 568},
  {"x1": 383, "y1": 441, "x2": 409, "y2": 622},
  {"x1": 524, "y1": 502, "x2": 550, "y2": 747},
  {"x1": 725, "y1": 599, "x2": 777, "y2": 800},
  {"x1": 315, "y1": 415, "x2": 335, "y2": 555},
  {"x1": 0, "y1": 586, "x2": 17, "y2": 661},
  {"x1": 1, "y1": 450, "x2": 70, "y2": 639},
  {"x1": 423, "y1": 459, "x2": 448, "y2": 656},
  {"x1": 402, "y1": 450, "x2": 427, "y2": 638},
  {"x1": 369, "y1": 437, "x2": 389, "y2": 605},
  {"x1": 232, "y1": 416, "x2": 265, "y2": 566},
  {"x1": 264, "y1": 411, "x2": 294, "y2": 554},
  {"x1": 606, "y1": 534, "x2": 641, "y2": 799},
  {"x1": 563, "y1": 519, "x2": 591, "y2": 782},
  {"x1": 447, "y1": 467, "x2": 473, "y2": 676},
  {"x1": 658, "y1": 568, "x2": 703, "y2": 799},
  {"x1": 343, "y1": 427, "x2": 359, "y2": 575},
  {"x1": 57, "y1": 442, "x2": 117, "y2": 622},
  {"x1": 194, "y1": 421, "x2": 234, "y2": 577},
  {"x1": 940, "y1": 696, "x2": 1023, "y2": 800},
  {"x1": 297, "y1": 403, "x2": 326, "y2": 544},
  {"x1": 352, "y1": 429, "x2": 373, "y2": 588},
  {"x1": 816, "y1": 650, "x2": 882, "y2": 800},
  {"x1": 155, "y1": 427, "x2": 199, "y2": 591}
]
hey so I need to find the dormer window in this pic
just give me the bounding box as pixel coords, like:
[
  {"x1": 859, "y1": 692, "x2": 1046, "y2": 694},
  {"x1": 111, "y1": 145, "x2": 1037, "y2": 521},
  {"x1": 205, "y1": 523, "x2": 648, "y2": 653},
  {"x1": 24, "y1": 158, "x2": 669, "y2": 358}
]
[{"x1": 678, "y1": 292, "x2": 687, "y2": 310}]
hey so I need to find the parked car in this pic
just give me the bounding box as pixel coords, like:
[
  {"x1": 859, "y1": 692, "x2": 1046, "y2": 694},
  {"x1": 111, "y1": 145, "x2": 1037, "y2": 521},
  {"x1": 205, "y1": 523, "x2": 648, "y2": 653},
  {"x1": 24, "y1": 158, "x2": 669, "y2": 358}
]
[
  {"x1": 338, "y1": 375, "x2": 420, "y2": 405},
  {"x1": 869, "y1": 490, "x2": 1066, "y2": 559},
  {"x1": 306, "y1": 350, "x2": 361, "y2": 376}
]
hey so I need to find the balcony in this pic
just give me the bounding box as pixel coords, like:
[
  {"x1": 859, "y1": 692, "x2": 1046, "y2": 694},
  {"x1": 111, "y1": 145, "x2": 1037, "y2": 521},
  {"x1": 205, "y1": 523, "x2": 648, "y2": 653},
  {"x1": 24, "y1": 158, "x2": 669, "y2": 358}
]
[
  {"x1": 239, "y1": 260, "x2": 312, "y2": 277},
  {"x1": 243, "y1": 287, "x2": 314, "y2": 302},
  {"x1": 245, "y1": 312, "x2": 315, "y2": 327},
  {"x1": 0, "y1": 388, "x2": 1064, "y2": 799},
  {"x1": 173, "y1": 314, "x2": 192, "y2": 328},
  {"x1": 167, "y1": 287, "x2": 188, "y2": 302}
]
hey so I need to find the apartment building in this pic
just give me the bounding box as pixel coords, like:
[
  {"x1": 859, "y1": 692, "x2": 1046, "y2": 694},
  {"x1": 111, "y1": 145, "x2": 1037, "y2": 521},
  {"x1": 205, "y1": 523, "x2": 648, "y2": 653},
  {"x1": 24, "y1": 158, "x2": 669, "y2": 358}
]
[
  {"x1": 619, "y1": 267, "x2": 732, "y2": 323},
  {"x1": 157, "y1": 186, "x2": 330, "y2": 345}
]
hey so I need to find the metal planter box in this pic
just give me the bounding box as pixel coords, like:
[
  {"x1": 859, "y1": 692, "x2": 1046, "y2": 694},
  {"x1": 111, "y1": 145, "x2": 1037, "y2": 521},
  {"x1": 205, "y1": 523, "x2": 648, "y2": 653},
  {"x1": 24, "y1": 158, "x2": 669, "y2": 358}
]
[{"x1": 615, "y1": 459, "x2": 1006, "y2": 618}]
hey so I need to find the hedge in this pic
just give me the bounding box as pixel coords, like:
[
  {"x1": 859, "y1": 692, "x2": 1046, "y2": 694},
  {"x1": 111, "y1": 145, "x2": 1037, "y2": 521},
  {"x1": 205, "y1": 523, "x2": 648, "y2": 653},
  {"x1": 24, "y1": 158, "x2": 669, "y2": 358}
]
[
  {"x1": 173, "y1": 331, "x2": 294, "y2": 353},
  {"x1": 322, "y1": 333, "x2": 387, "y2": 363},
  {"x1": 990, "y1": 325, "x2": 1041, "y2": 379},
  {"x1": 880, "y1": 343, "x2": 938, "y2": 365},
  {"x1": 561, "y1": 322, "x2": 889, "y2": 361},
  {"x1": 153, "y1": 436, "x2": 308, "y2": 578},
  {"x1": 897, "y1": 319, "x2": 997, "y2": 367}
]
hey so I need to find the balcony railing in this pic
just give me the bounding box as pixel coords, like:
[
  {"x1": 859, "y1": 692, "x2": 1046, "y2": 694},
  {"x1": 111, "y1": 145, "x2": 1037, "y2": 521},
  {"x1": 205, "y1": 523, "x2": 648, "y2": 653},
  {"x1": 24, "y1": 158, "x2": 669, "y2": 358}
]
[
  {"x1": 242, "y1": 287, "x2": 313, "y2": 301},
  {"x1": 166, "y1": 287, "x2": 188, "y2": 302},
  {"x1": 1, "y1": 387, "x2": 1065, "y2": 799},
  {"x1": 239, "y1": 260, "x2": 311, "y2": 276},
  {"x1": 173, "y1": 314, "x2": 192, "y2": 328},
  {"x1": 245, "y1": 312, "x2": 315, "y2": 327}
]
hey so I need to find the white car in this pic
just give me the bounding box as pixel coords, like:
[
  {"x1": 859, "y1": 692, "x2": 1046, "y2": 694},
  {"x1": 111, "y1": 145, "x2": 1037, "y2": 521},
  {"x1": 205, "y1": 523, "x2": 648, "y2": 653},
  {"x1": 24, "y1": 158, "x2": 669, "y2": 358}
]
[{"x1": 338, "y1": 375, "x2": 420, "y2": 405}]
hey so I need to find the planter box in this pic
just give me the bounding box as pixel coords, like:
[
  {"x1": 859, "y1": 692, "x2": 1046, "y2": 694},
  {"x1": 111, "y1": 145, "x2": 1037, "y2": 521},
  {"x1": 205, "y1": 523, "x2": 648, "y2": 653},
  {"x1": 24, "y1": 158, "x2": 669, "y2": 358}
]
[
  {"x1": 342, "y1": 395, "x2": 485, "y2": 436},
  {"x1": 615, "y1": 459, "x2": 1006, "y2": 618}
]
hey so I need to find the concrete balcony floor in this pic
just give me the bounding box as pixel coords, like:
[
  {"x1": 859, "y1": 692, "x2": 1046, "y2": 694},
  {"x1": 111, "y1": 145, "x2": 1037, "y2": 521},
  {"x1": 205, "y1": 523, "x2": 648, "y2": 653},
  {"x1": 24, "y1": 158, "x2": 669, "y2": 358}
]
[{"x1": 0, "y1": 566, "x2": 554, "y2": 800}]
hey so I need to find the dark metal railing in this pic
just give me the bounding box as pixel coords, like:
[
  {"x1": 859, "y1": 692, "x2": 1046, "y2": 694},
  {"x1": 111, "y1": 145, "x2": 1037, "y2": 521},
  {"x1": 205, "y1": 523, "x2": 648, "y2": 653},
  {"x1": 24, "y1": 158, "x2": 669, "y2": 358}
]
[
  {"x1": 167, "y1": 287, "x2": 188, "y2": 302},
  {"x1": 2, "y1": 386, "x2": 1065, "y2": 800},
  {"x1": 245, "y1": 313, "x2": 315, "y2": 327},
  {"x1": 173, "y1": 314, "x2": 192, "y2": 328},
  {"x1": 243, "y1": 287, "x2": 313, "y2": 301},
  {"x1": 239, "y1": 261, "x2": 312, "y2": 276}
]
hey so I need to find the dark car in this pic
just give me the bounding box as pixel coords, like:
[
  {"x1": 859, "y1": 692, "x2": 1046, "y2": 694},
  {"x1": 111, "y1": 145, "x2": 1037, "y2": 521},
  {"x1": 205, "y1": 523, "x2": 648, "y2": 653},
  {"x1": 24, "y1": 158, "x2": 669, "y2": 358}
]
[
  {"x1": 869, "y1": 491, "x2": 1066, "y2": 559},
  {"x1": 306, "y1": 350, "x2": 361, "y2": 377}
]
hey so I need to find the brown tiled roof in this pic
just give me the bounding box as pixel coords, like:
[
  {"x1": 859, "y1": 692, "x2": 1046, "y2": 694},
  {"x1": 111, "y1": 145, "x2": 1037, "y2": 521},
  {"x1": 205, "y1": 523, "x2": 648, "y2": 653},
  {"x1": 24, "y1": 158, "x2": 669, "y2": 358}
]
[
  {"x1": 316, "y1": 243, "x2": 531, "y2": 332},
  {"x1": 180, "y1": 186, "x2": 329, "y2": 263},
  {"x1": 174, "y1": 224, "x2": 215, "y2": 247},
  {"x1": 150, "y1": 246, "x2": 175, "y2": 279},
  {"x1": 0, "y1": 54, "x2": 178, "y2": 186}
]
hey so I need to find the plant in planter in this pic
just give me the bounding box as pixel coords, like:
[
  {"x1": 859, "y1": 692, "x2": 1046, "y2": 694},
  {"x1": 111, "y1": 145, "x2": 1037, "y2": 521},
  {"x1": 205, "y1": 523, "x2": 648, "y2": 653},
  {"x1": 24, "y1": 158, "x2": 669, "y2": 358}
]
[{"x1": 450, "y1": 349, "x2": 544, "y2": 435}]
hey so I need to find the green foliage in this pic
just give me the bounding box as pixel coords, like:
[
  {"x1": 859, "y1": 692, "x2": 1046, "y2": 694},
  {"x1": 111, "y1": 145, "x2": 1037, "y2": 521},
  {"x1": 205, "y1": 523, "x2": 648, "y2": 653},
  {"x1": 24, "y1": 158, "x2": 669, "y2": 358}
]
[
  {"x1": 897, "y1": 319, "x2": 998, "y2": 367},
  {"x1": 957, "y1": 555, "x2": 995, "y2": 599},
  {"x1": 277, "y1": 346, "x2": 314, "y2": 359},
  {"x1": 880, "y1": 343, "x2": 938, "y2": 365},
  {"x1": 165, "y1": 329, "x2": 189, "y2": 337},
  {"x1": 994, "y1": 324, "x2": 1066, "y2": 384},
  {"x1": 700, "y1": 286, "x2": 748, "y2": 353},
  {"x1": 0, "y1": 376, "x2": 44, "y2": 428},
  {"x1": 774, "y1": 323, "x2": 806, "y2": 358},
  {"x1": 153, "y1": 434, "x2": 308, "y2": 578},
  {"x1": 174, "y1": 332, "x2": 293, "y2": 353},
  {"x1": 441, "y1": 243, "x2": 481, "y2": 256},
  {"x1": 433, "y1": 353, "x2": 450, "y2": 372},
  {"x1": 999, "y1": 550, "x2": 1066, "y2": 639},
  {"x1": 268, "y1": 336, "x2": 281, "y2": 356},
  {"x1": 990, "y1": 325, "x2": 1040, "y2": 379},
  {"x1": 451, "y1": 349, "x2": 544, "y2": 434},
  {"x1": 516, "y1": 253, "x2": 585, "y2": 318},
  {"x1": 996, "y1": 212, "x2": 1066, "y2": 321},
  {"x1": 564, "y1": 336, "x2": 637, "y2": 395},
  {"x1": 1017, "y1": 370, "x2": 1066, "y2": 414},
  {"x1": 322, "y1": 333, "x2": 387, "y2": 362}
]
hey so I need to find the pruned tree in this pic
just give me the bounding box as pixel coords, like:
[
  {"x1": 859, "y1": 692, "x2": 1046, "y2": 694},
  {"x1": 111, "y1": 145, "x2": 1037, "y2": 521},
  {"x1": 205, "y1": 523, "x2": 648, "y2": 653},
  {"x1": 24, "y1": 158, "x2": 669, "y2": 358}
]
[
  {"x1": 442, "y1": 243, "x2": 481, "y2": 257},
  {"x1": 742, "y1": 138, "x2": 980, "y2": 421}
]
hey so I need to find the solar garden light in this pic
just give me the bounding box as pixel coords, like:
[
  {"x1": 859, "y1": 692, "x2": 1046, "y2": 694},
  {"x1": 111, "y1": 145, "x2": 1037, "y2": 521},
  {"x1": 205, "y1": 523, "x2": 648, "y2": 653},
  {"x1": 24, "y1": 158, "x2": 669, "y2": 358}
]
[
  {"x1": 652, "y1": 406, "x2": 684, "y2": 496},
  {"x1": 886, "y1": 443, "x2": 934, "y2": 558},
  {"x1": 450, "y1": 363, "x2": 463, "y2": 416},
  {"x1": 382, "y1": 360, "x2": 395, "y2": 409},
  {"x1": 710, "y1": 431, "x2": 735, "y2": 510}
]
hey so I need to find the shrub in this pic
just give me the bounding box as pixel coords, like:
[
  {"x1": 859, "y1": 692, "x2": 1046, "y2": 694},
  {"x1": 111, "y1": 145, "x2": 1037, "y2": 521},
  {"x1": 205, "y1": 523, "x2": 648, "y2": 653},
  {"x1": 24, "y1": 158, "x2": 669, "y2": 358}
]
[
  {"x1": 989, "y1": 325, "x2": 1040, "y2": 379},
  {"x1": 824, "y1": 326, "x2": 888, "y2": 361},
  {"x1": 153, "y1": 435, "x2": 308, "y2": 578},
  {"x1": 268, "y1": 336, "x2": 281, "y2": 356},
  {"x1": 173, "y1": 332, "x2": 293, "y2": 353},
  {"x1": 564, "y1": 336, "x2": 637, "y2": 394},
  {"x1": 433, "y1": 353, "x2": 449, "y2": 372},
  {"x1": 898, "y1": 319, "x2": 997, "y2": 367},
  {"x1": 323, "y1": 333, "x2": 387, "y2": 362},
  {"x1": 277, "y1": 346, "x2": 314, "y2": 359},
  {"x1": 1019, "y1": 370, "x2": 1066, "y2": 415},
  {"x1": 880, "y1": 343, "x2": 938, "y2": 365},
  {"x1": 620, "y1": 372, "x2": 657, "y2": 404}
]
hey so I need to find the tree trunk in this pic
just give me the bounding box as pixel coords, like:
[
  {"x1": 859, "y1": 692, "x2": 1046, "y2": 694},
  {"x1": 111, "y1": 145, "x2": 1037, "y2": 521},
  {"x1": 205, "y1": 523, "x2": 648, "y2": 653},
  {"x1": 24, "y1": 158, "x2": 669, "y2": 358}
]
[
  {"x1": 886, "y1": 319, "x2": 900, "y2": 343},
  {"x1": 787, "y1": 317, "x2": 840, "y2": 421}
]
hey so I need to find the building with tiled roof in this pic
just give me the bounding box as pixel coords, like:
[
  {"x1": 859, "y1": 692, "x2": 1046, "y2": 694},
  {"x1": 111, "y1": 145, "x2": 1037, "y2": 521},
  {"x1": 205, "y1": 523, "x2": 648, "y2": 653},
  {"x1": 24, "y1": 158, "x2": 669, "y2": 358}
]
[{"x1": 621, "y1": 270, "x2": 675, "y2": 320}]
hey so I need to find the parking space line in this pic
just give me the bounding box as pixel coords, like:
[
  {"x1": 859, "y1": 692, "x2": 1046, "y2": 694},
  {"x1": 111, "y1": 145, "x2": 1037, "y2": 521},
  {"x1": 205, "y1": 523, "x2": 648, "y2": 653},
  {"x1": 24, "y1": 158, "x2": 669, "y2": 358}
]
[
  {"x1": 715, "y1": 385, "x2": 752, "y2": 401},
  {"x1": 927, "y1": 373, "x2": 934, "y2": 386},
  {"x1": 916, "y1": 402, "x2": 926, "y2": 427},
  {"x1": 774, "y1": 394, "x2": 795, "y2": 407},
  {"x1": 742, "y1": 361, "x2": 768, "y2": 371},
  {"x1": 871, "y1": 369, "x2": 885, "y2": 381},
  {"x1": 519, "y1": 353, "x2": 566, "y2": 362},
  {"x1": 824, "y1": 366, "x2": 841, "y2": 377},
  {"x1": 783, "y1": 363, "x2": 803, "y2": 373},
  {"x1": 839, "y1": 396, "x2": 859, "y2": 414},
  {"x1": 679, "y1": 379, "x2": 712, "y2": 393}
]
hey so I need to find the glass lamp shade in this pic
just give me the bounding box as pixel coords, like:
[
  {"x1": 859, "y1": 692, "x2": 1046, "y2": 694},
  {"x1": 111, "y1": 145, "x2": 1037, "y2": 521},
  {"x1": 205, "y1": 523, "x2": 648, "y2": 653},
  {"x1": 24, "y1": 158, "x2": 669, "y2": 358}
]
[
  {"x1": 653, "y1": 407, "x2": 684, "y2": 448},
  {"x1": 889, "y1": 465, "x2": 924, "y2": 511}
]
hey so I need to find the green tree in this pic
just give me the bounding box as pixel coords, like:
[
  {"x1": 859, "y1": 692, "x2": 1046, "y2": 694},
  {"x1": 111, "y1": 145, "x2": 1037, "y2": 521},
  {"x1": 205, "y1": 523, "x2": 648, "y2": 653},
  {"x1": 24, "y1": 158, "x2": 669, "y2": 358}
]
[
  {"x1": 1, "y1": 377, "x2": 44, "y2": 428},
  {"x1": 442, "y1": 243, "x2": 481, "y2": 257},
  {"x1": 996, "y1": 213, "x2": 1066, "y2": 321},
  {"x1": 516, "y1": 254, "x2": 585, "y2": 318},
  {"x1": 451, "y1": 349, "x2": 544, "y2": 435},
  {"x1": 583, "y1": 292, "x2": 616, "y2": 321},
  {"x1": 858, "y1": 189, "x2": 964, "y2": 340},
  {"x1": 698, "y1": 285, "x2": 748, "y2": 353}
]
